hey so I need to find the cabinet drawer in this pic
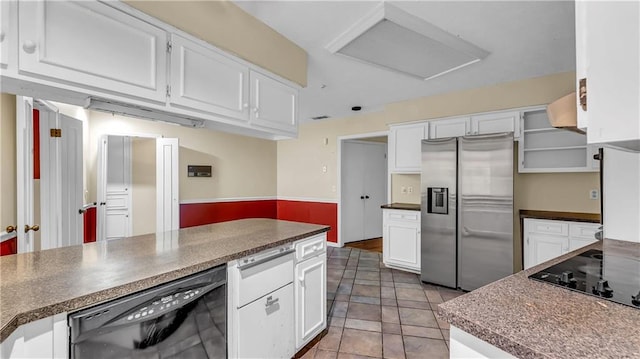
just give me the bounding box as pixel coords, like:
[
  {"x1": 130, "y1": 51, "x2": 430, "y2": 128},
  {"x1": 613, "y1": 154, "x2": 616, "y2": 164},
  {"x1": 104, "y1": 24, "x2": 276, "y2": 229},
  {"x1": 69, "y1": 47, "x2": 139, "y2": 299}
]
[
  {"x1": 295, "y1": 234, "x2": 326, "y2": 262},
  {"x1": 527, "y1": 220, "x2": 568, "y2": 236},
  {"x1": 570, "y1": 223, "x2": 600, "y2": 239},
  {"x1": 236, "y1": 247, "x2": 294, "y2": 308},
  {"x1": 385, "y1": 210, "x2": 420, "y2": 222}
]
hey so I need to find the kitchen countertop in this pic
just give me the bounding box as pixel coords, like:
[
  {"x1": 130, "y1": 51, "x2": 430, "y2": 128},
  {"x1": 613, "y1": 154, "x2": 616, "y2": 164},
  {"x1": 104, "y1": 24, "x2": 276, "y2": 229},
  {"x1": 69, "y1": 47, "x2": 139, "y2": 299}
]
[
  {"x1": 381, "y1": 203, "x2": 421, "y2": 211},
  {"x1": 0, "y1": 219, "x2": 330, "y2": 341},
  {"x1": 520, "y1": 209, "x2": 601, "y2": 223},
  {"x1": 438, "y1": 238, "x2": 640, "y2": 359}
]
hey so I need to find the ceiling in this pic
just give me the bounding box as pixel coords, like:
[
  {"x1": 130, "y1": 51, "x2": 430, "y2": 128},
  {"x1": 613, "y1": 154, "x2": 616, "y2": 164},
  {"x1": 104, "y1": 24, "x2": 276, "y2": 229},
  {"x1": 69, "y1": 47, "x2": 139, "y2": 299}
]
[{"x1": 234, "y1": 1, "x2": 576, "y2": 123}]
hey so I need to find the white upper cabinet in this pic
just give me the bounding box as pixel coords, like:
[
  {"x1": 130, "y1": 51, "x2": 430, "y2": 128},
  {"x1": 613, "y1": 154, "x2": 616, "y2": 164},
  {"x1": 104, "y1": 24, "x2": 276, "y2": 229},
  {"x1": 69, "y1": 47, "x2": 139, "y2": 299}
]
[
  {"x1": 429, "y1": 117, "x2": 470, "y2": 139},
  {"x1": 250, "y1": 70, "x2": 298, "y2": 134},
  {"x1": 18, "y1": 1, "x2": 167, "y2": 102},
  {"x1": 0, "y1": 0, "x2": 14, "y2": 69},
  {"x1": 169, "y1": 34, "x2": 249, "y2": 122},
  {"x1": 576, "y1": 1, "x2": 640, "y2": 146},
  {"x1": 471, "y1": 111, "x2": 520, "y2": 138},
  {"x1": 389, "y1": 123, "x2": 428, "y2": 173}
]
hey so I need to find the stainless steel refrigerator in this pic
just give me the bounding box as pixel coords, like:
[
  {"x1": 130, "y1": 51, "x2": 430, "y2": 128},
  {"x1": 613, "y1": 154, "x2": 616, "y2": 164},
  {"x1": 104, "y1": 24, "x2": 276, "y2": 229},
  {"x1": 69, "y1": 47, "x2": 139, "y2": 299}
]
[{"x1": 420, "y1": 133, "x2": 513, "y2": 291}]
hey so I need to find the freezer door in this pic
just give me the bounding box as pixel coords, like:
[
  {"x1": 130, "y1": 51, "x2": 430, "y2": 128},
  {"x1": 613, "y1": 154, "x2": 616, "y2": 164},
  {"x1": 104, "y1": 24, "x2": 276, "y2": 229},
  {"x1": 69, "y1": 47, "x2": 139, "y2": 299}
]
[
  {"x1": 458, "y1": 134, "x2": 513, "y2": 291},
  {"x1": 421, "y1": 138, "x2": 457, "y2": 288}
]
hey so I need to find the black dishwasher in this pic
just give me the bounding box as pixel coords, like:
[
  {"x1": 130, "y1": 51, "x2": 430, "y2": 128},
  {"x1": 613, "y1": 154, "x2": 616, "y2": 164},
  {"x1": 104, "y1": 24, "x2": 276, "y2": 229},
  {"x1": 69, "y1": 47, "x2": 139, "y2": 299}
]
[{"x1": 69, "y1": 265, "x2": 226, "y2": 358}]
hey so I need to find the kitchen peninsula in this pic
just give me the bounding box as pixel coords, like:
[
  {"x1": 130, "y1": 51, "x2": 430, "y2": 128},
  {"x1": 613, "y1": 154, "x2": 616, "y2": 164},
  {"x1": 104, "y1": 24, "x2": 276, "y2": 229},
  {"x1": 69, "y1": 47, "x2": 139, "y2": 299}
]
[
  {"x1": 0, "y1": 219, "x2": 330, "y2": 357},
  {"x1": 438, "y1": 238, "x2": 640, "y2": 359}
]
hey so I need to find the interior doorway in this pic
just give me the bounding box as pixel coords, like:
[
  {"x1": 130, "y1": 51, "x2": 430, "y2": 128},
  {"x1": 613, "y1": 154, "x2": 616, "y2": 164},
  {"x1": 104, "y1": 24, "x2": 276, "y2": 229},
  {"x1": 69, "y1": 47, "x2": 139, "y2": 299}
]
[{"x1": 339, "y1": 132, "x2": 388, "y2": 246}]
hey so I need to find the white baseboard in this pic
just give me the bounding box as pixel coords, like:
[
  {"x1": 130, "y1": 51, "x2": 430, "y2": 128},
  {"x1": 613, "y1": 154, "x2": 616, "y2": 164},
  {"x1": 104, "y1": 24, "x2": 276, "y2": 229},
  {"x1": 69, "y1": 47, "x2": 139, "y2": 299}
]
[{"x1": 326, "y1": 241, "x2": 343, "y2": 248}]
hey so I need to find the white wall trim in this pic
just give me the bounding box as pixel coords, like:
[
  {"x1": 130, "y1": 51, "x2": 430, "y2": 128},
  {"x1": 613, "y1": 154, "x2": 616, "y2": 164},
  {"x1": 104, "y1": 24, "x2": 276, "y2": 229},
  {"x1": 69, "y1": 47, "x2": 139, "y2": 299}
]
[
  {"x1": 326, "y1": 241, "x2": 343, "y2": 248},
  {"x1": 277, "y1": 196, "x2": 338, "y2": 204},
  {"x1": 180, "y1": 196, "x2": 277, "y2": 204},
  {"x1": 0, "y1": 231, "x2": 17, "y2": 243},
  {"x1": 180, "y1": 196, "x2": 339, "y2": 204}
]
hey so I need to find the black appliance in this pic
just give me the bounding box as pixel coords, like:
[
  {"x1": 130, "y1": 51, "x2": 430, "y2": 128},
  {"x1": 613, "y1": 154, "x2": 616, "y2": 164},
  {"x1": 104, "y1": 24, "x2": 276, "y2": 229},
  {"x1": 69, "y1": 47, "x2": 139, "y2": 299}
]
[
  {"x1": 529, "y1": 249, "x2": 640, "y2": 309},
  {"x1": 69, "y1": 265, "x2": 226, "y2": 358}
]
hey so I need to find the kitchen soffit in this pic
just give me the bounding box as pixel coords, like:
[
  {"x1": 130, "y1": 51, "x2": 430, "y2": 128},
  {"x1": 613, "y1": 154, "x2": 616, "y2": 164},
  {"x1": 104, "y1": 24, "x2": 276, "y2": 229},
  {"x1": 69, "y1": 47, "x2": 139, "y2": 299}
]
[{"x1": 326, "y1": 3, "x2": 489, "y2": 81}]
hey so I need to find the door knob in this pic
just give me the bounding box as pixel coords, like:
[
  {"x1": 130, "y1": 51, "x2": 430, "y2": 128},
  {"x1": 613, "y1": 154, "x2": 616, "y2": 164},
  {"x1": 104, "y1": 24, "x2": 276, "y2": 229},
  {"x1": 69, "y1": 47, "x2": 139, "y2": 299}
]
[
  {"x1": 5, "y1": 225, "x2": 16, "y2": 233},
  {"x1": 360, "y1": 196, "x2": 364, "y2": 199},
  {"x1": 365, "y1": 195, "x2": 370, "y2": 199},
  {"x1": 25, "y1": 224, "x2": 40, "y2": 233},
  {"x1": 22, "y1": 40, "x2": 37, "y2": 54}
]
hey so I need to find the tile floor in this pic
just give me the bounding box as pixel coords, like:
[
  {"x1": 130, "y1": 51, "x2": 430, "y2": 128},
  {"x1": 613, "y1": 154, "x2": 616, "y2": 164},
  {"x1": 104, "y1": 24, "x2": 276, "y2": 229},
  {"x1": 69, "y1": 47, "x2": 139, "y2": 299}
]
[{"x1": 302, "y1": 246, "x2": 464, "y2": 359}]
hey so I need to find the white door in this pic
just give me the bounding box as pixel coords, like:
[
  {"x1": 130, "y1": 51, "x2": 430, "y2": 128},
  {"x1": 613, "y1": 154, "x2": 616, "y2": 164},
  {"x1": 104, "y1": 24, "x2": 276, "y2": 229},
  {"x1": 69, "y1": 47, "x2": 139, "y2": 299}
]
[
  {"x1": 237, "y1": 284, "x2": 295, "y2": 359},
  {"x1": 363, "y1": 142, "x2": 387, "y2": 239},
  {"x1": 295, "y1": 256, "x2": 326, "y2": 350},
  {"x1": 249, "y1": 71, "x2": 297, "y2": 133},
  {"x1": 16, "y1": 96, "x2": 36, "y2": 253},
  {"x1": 341, "y1": 140, "x2": 388, "y2": 243},
  {"x1": 98, "y1": 135, "x2": 132, "y2": 241},
  {"x1": 385, "y1": 222, "x2": 420, "y2": 270},
  {"x1": 18, "y1": 1, "x2": 167, "y2": 101},
  {"x1": 170, "y1": 34, "x2": 249, "y2": 122},
  {"x1": 156, "y1": 138, "x2": 179, "y2": 233},
  {"x1": 530, "y1": 234, "x2": 568, "y2": 268},
  {"x1": 37, "y1": 103, "x2": 84, "y2": 249}
]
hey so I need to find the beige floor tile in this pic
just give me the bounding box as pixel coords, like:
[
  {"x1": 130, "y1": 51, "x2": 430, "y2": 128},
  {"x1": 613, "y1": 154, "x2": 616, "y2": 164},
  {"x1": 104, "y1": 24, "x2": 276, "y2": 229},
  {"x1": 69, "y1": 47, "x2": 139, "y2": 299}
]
[
  {"x1": 382, "y1": 333, "x2": 405, "y2": 359},
  {"x1": 380, "y1": 298, "x2": 397, "y2": 307},
  {"x1": 356, "y1": 271, "x2": 381, "y2": 281},
  {"x1": 380, "y1": 287, "x2": 396, "y2": 299},
  {"x1": 301, "y1": 348, "x2": 317, "y2": 359},
  {"x1": 401, "y1": 325, "x2": 443, "y2": 339},
  {"x1": 441, "y1": 329, "x2": 450, "y2": 341},
  {"x1": 381, "y1": 306, "x2": 400, "y2": 324},
  {"x1": 339, "y1": 328, "x2": 383, "y2": 358},
  {"x1": 315, "y1": 349, "x2": 339, "y2": 359},
  {"x1": 318, "y1": 326, "x2": 343, "y2": 351},
  {"x1": 425, "y1": 289, "x2": 444, "y2": 304},
  {"x1": 337, "y1": 352, "x2": 378, "y2": 359},
  {"x1": 382, "y1": 322, "x2": 402, "y2": 335},
  {"x1": 329, "y1": 316, "x2": 346, "y2": 328},
  {"x1": 398, "y1": 308, "x2": 438, "y2": 328},
  {"x1": 403, "y1": 336, "x2": 448, "y2": 359},
  {"x1": 351, "y1": 284, "x2": 381, "y2": 298},
  {"x1": 344, "y1": 318, "x2": 382, "y2": 332},
  {"x1": 395, "y1": 288, "x2": 427, "y2": 302},
  {"x1": 347, "y1": 302, "x2": 381, "y2": 321},
  {"x1": 350, "y1": 296, "x2": 381, "y2": 305},
  {"x1": 332, "y1": 301, "x2": 349, "y2": 317},
  {"x1": 396, "y1": 300, "x2": 430, "y2": 310}
]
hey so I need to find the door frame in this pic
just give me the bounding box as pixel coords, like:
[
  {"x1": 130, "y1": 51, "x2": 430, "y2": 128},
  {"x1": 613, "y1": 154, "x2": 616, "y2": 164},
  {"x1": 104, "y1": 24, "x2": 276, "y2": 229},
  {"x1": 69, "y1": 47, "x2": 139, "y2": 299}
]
[
  {"x1": 96, "y1": 132, "x2": 179, "y2": 241},
  {"x1": 336, "y1": 130, "x2": 388, "y2": 247}
]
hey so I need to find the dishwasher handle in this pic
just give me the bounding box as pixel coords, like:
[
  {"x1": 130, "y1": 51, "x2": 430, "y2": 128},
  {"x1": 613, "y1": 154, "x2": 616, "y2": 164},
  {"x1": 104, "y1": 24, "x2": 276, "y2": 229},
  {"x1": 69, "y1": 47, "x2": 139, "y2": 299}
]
[{"x1": 237, "y1": 248, "x2": 295, "y2": 270}]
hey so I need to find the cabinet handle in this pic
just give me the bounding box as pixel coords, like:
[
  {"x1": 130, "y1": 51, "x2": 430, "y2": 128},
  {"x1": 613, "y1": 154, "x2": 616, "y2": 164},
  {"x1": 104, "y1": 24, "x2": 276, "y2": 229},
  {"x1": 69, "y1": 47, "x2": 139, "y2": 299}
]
[{"x1": 22, "y1": 40, "x2": 36, "y2": 54}]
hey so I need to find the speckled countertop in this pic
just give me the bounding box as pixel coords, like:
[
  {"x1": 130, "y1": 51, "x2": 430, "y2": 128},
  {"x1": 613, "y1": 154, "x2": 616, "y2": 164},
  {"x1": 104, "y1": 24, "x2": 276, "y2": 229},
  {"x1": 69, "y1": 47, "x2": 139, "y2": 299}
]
[
  {"x1": 0, "y1": 219, "x2": 329, "y2": 341},
  {"x1": 520, "y1": 209, "x2": 601, "y2": 223},
  {"x1": 438, "y1": 238, "x2": 640, "y2": 359},
  {"x1": 381, "y1": 203, "x2": 421, "y2": 211}
]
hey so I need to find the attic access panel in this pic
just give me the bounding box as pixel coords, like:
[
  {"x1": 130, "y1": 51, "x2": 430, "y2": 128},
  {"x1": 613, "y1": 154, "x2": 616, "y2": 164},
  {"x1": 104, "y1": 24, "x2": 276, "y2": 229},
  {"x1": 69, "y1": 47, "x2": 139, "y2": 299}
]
[{"x1": 326, "y1": 3, "x2": 489, "y2": 81}]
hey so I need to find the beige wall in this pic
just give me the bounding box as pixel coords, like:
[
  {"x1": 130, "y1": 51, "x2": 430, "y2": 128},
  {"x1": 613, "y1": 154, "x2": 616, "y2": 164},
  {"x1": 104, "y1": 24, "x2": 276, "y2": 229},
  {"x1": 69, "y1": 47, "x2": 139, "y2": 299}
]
[
  {"x1": 125, "y1": 0, "x2": 307, "y2": 87},
  {"x1": 86, "y1": 111, "x2": 277, "y2": 204},
  {"x1": 0, "y1": 94, "x2": 17, "y2": 230},
  {"x1": 131, "y1": 137, "x2": 156, "y2": 236},
  {"x1": 391, "y1": 174, "x2": 421, "y2": 204}
]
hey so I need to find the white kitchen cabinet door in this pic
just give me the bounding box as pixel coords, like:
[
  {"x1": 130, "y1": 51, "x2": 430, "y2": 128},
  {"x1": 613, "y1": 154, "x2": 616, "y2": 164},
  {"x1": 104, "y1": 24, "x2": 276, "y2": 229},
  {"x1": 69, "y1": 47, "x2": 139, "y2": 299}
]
[
  {"x1": 237, "y1": 283, "x2": 295, "y2": 359},
  {"x1": 0, "y1": 313, "x2": 67, "y2": 359},
  {"x1": 18, "y1": 1, "x2": 167, "y2": 102},
  {"x1": 250, "y1": 70, "x2": 297, "y2": 133},
  {"x1": 429, "y1": 117, "x2": 470, "y2": 139},
  {"x1": 577, "y1": 1, "x2": 640, "y2": 146},
  {"x1": 295, "y1": 255, "x2": 327, "y2": 350},
  {"x1": 0, "y1": 0, "x2": 15, "y2": 69},
  {"x1": 471, "y1": 111, "x2": 520, "y2": 138},
  {"x1": 383, "y1": 210, "x2": 421, "y2": 273},
  {"x1": 169, "y1": 34, "x2": 249, "y2": 122},
  {"x1": 526, "y1": 234, "x2": 568, "y2": 270},
  {"x1": 389, "y1": 123, "x2": 428, "y2": 172}
]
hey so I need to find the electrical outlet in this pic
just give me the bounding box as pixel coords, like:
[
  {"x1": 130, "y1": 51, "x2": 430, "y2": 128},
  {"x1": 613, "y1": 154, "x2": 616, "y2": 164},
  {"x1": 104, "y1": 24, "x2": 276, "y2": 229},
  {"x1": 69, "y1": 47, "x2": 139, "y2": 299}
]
[
  {"x1": 401, "y1": 186, "x2": 407, "y2": 194},
  {"x1": 590, "y1": 189, "x2": 599, "y2": 200},
  {"x1": 407, "y1": 186, "x2": 413, "y2": 194}
]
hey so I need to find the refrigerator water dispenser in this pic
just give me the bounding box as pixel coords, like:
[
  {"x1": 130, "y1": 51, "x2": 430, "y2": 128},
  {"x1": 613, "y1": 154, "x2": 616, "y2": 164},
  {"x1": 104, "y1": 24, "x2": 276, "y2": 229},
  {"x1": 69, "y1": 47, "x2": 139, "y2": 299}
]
[{"x1": 427, "y1": 187, "x2": 448, "y2": 214}]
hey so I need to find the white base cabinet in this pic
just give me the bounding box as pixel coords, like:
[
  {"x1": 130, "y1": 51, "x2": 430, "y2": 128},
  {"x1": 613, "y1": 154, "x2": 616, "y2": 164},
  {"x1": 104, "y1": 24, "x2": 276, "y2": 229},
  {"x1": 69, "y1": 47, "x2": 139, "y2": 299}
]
[
  {"x1": 524, "y1": 218, "x2": 600, "y2": 269},
  {"x1": 0, "y1": 313, "x2": 67, "y2": 359},
  {"x1": 383, "y1": 209, "x2": 421, "y2": 273},
  {"x1": 450, "y1": 326, "x2": 517, "y2": 359}
]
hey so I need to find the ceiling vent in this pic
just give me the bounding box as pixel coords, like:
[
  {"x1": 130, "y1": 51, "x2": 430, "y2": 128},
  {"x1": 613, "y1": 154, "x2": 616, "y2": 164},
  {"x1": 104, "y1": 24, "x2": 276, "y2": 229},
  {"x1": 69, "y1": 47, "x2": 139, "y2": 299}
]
[{"x1": 326, "y1": 3, "x2": 490, "y2": 81}]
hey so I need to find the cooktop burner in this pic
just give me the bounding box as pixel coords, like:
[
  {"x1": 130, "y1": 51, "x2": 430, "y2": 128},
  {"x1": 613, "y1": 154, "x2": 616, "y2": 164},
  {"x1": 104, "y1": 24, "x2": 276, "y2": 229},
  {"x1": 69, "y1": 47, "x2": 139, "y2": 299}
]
[{"x1": 529, "y1": 249, "x2": 640, "y2": 309}]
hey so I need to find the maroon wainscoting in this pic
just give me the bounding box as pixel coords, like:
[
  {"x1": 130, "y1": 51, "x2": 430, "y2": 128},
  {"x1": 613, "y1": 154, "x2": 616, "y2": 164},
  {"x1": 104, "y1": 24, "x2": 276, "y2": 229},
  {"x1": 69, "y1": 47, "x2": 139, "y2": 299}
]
[
  {"x1": 276, "y1": 200, "x2": 338, "y2": 243},
  {"x1": 0, "y1": 238, "x2": 17, "y2": 256},
  {"x1": 33, "y1": 109, "x2": 40, "y2": 179},
  {"x1": 180, "y1": 200, "x2": 278, "y2": 228},
  {"x1": 83, "y1": 207, "x2": 97, "y2": 243}
]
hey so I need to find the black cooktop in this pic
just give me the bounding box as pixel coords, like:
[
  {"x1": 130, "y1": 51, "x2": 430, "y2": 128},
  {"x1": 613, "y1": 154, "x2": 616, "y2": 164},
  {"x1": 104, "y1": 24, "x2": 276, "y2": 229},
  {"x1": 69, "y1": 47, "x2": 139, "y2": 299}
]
[{"x1": 529, "y1": 249, "x2": 640, "y2": 309}]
